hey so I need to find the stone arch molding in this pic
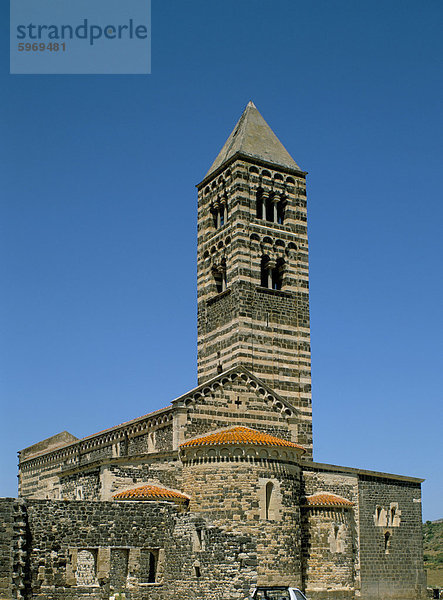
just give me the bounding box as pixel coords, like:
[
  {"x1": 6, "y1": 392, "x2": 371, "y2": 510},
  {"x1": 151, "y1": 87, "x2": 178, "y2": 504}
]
[
  {"x1": 249, "y1": 233, "x2": 300, "y2": 261},
  {"x1": 172, "y1": 365, "x2": 299, "y2": 421},
  {"x1": 203, "y1": 238, "x2": 232, "y2": 276}
]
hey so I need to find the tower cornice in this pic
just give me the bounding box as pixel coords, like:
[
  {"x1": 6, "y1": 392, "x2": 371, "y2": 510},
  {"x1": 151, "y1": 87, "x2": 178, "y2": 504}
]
[{"x1": 197, "y1": 152, "x2": 307, "y2": 190}]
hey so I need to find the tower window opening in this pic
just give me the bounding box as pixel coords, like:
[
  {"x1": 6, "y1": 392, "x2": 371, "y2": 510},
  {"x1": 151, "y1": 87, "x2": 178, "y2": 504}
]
[
  {"x1": 212, "y1": 209, "x2": 218, "y2": 229},
  {"x1": 265, "y1": 195, "x2": 274, "y2": 222},
  {"x1": 256, "y1": 189, "x2": 263, "y2": 219},
  {"x1": 261, "y1": 256, "x2": 271, "y2": 288},
  {"x1": 213, "y1": 260, "x2": 227, "y2": 294},
  {"x1": 277, "y1": 199, "x2": 286, "y2": 224},
  {"x1": 257, "y1": 192, "x2": 284, "y2": 224},
  {"x1": 272, "y1": 258, "x2": 285, "y2": 290},
  {"x1": 261, "y1": 257, "x2": 284, "y2": 290},
  {"x1": 212, "y1": 200, "x2": 228, "y2": 229}
]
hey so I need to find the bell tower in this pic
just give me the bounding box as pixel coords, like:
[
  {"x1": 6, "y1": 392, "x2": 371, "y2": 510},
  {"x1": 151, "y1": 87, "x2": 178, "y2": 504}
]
[{"x1": 196, "y1": 102, "x2": 312, "y2": 454}]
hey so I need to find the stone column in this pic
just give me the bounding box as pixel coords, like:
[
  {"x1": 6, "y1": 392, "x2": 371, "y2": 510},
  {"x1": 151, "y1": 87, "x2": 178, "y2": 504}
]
[
  {"x1": 272, "y1": 194, "x2": 279, "y2": 223},
  {"x1": 266, "y1": 259, "x2": 276, "y2": 289},
  {"x1": 220, "y1": 262, "x2": 227, "y2": 291},
  {"x1": 213, "y1": 198, "x2": 220, "y2": 228},
  {"x1": 262, "y1": 190, "x2": 269, "y2": 221}
]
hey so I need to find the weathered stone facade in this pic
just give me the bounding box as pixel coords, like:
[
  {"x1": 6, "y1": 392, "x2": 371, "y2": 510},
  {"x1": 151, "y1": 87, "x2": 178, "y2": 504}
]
[{"x1": 1, "y1": 102, "x2": 425, "y2": 600}]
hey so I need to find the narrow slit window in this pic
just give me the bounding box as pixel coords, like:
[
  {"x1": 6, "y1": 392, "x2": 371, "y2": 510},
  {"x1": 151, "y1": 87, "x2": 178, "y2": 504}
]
[
  {"x1": 196, "y1": 529, "x2": 202, "y2": 550},
  {"x1": 384, "y1": 531, "x2": 391, "y2": 553},
  {"x1": 265, "y1": 481, "x2": 274, "y2": 520}
]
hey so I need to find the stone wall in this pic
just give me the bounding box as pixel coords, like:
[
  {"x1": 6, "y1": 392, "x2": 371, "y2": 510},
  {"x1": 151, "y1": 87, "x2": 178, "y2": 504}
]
[
  {"x1": 0, "y1": 498, "x2": 22, "y2": 599},
  {"x1": 358, "y1": 475, "x2": 426, "y2": 600},
  {"x1": 99, "y1": 456, "x2": 183, "y2": 500},
  {"x1": 181, "y1": 444, "x2": 302, "y2": 587},
  {"x1": 0, "y1": 498, "x2": 257, "y2": 600}
]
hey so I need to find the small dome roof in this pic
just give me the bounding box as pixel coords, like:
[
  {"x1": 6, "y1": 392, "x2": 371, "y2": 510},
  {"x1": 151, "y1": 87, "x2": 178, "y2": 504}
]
[
  {"x1": 180, "y1": 426, "x2": 305, "y2": 452},
  {"x1": 304, "y1": 493, "x2": 354, "y2": 508},
  {"x1": 113, "y1": 484, "x2": 189, "y2": 502}
]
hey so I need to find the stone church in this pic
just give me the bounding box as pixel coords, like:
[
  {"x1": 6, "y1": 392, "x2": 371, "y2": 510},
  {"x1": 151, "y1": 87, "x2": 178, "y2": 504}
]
[{"x1": 1, "y1": 102, "x2": 425, "y2": 600}]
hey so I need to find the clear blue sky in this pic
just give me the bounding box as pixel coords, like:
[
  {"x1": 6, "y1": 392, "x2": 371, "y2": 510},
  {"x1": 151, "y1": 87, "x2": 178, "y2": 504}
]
[{"x1": 1, "y1": 0, "x2": 441, "y2": 521}]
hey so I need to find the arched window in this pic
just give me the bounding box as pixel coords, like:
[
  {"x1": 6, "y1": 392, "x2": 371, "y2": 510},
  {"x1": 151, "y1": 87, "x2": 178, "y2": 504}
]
[
  {"x1": 148, "y1": 431, "x2": 156, "y2": 453},
  {"x1": 256, "y1": 190, "x2": 286, "y2": 224},
  {"x1": 376, "y1": 506, "x2": 382, "y2": 524},
  {"x1": 265, "y1": 482, "x2": 274, "y2": 520},
  {"x1": 211, "y1": 198, "x2": 228, "y2": 229}
]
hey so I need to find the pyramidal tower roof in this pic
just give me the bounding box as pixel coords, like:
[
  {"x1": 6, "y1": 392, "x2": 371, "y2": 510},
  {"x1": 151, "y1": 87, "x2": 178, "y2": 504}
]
[{"x1": 204, "y1": 101, "x2": 301, "y2": 179}]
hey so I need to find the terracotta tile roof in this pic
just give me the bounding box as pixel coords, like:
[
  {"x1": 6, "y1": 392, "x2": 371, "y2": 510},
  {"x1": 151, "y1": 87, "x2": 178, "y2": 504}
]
[
  {"x1": 304, "y1": 493, "x2": 354, "y2": 507},
  {"x1": 180, "y1": 426, "x2": 305, "y2": 452},
  {"x1": 113, "y1": 485, "x2": 189, "y2": 502}
]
